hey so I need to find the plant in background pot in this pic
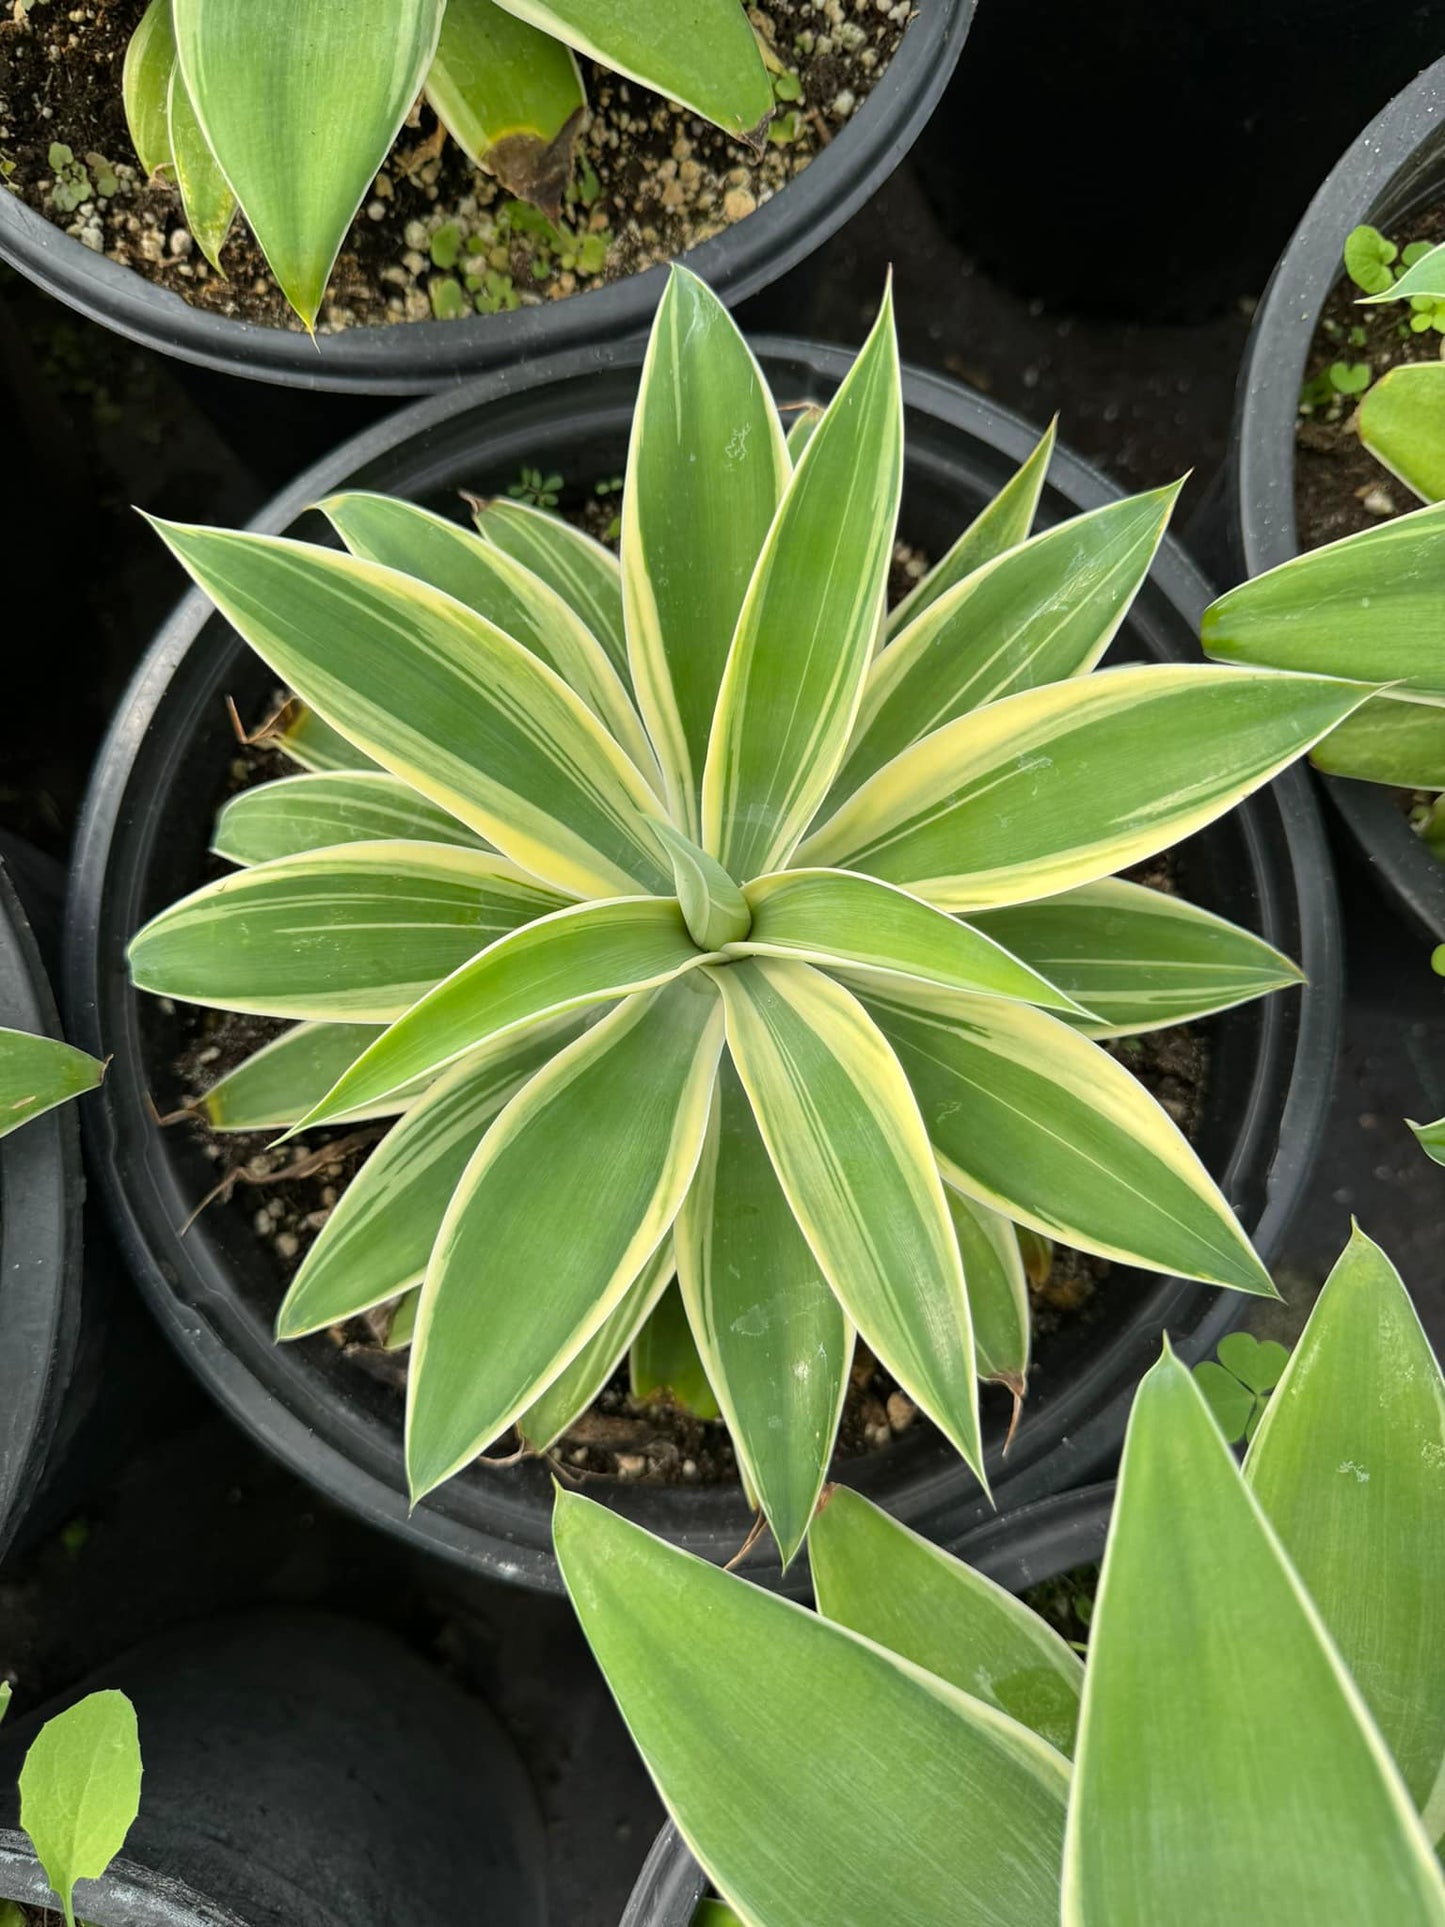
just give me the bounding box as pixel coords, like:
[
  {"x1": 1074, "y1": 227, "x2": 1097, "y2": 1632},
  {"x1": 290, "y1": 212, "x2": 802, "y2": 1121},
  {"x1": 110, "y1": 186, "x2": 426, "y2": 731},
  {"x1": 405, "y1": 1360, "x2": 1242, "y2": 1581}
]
[
  {"x1": 567, "y1": 1227, "x2": 1445, "y2": 1925},
  {"x1": 120, "y1": 271, "x2": 1370, "y2": 1569}
]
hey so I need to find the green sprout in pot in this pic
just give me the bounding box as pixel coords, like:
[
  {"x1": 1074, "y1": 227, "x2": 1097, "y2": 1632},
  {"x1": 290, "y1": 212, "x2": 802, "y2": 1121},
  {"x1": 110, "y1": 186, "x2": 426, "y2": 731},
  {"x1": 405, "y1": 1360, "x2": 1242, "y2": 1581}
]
[
  {"x1": 128, "y1": 270, "x2": 1373, "y2": 1563},
  {"x1": 121, "y1": 0, "x2": 774, "y2": 327},
  {"x1": 557, "y1": 1228, "x2": 1445, "y2": 1924},
  {"x1": 0, "y1": 1032, "x2": 105, "y2": 1141},
  {"x1": 1338, "y1": 228, "x2": 1445, "y2": 505}
]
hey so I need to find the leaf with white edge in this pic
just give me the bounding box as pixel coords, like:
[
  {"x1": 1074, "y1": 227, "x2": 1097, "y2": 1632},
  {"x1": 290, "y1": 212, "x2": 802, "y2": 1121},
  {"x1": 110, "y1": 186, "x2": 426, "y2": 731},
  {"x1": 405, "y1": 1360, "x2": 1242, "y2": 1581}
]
[
  {"x1": 652, "y1": 820, "x2": 752, "y2": 950},
  {"x1": 555, "y1": 1492, "x2": 1070, "y2": 1927},
  {"x1": 1062, "y1": 1347, "x2": 1445, "y2": 1926},
  {"x1": 969, "y1": 878, "x2": 1304, "y2": 1037},
  {"x1": 199, "y1": 1021, "x2": 389, "y2": 1130},
  {"x1": 123, "y1": 0, "x2": 175, "y2": 178},
  {"x1": 269, "y1": 700, "x2": 382, "y2": 775},
  {"x1": 1245, "y1": 1227, "x2": 1445, "y2": 1821},
  {"x1": 1362, "y1": 239, "x2": 1445, "y2": 302},
  {"x1": 629, "y1": 1282, "x2": 721, "y2": 1420},
  {"x1": 867, "y1": 982, "x2": 1276, "y2": 1296},
  {"x1": 128, "y1": 842, "x2": 564, "y2": 1022},
  {"x1": 296, "y1": 894, "x2": 706, "y2": 1127},
  {"x1": 887, "y1": 420, "x2": 1056, "y2": 638},
  {"x1": 703, "y1": 287, "x2": 903, "y2": 879},
  {"x1": 676, "y1": 1053, "x2": 852, "y2": 1563},
  {"x1": 0, "y1": 1029, "x2": 104, "y2": 1140},
  {"x1": 19, "y1": 1691, "x2": 142, "y2": 1927},
  {"x1": 831, "y1": 481, "x2": 1183, "y2": 807},
  {"x1": 800, "y1": 664, "x2": 1371, "y2": 909},
  {"x1": 321, "y1": 492, "x2": 657, "y2": 783},
  {"x1": 1358, "y1": 364, "x2": 1445, "y2": 505},
  {"x1": 472, "y1": 497, "x2": 628, "y2": 687},
  {"x1": 732, "y1": 868, "x2": 1087, "y2": 1015},
  {"x1": 1311, "y1": 694, "x2": 1445, "y2": 788},
  {"x1": 944, "y1": 1185, "x2": 1030, "y2": 1391},
  {"x1": 517, "y1": 1242, "x2": 675, "y2": 1452},
  {"x1": 148, "y1": 521, "x2": 673, "y2": 899},
  {"x1": 783, "y1": 403, "x2": 824, "y2": 462},
  {"x1": 810, "y1": 1484, "x2": 1084, "y2": 1755},
  {"x1": 171, "y1": 0, "x2": 445, "y2": 327},
  {"x1": 407, "y1": 975, "x2": 724, "y2": 1496},
  {"x1": 212, "y1": 771, "x2": 490, "y2": 866},
  {"x1": 167, "y1": 64, "x2": 235, "y2": 272},
  {"x1": 1410, "y1": 1117, "x2": 1445, "y2": 1166},
  {"x1": 276, "y1": 1021, "x2": 577, "y2": 1337},
  {"x1": 623, "y1": 269, "x2": 790, "y2": 838},
  {"x1": 1202, "y1": 500, "x2": 1445, "y2": 700},
  {"x1": 716, "y1": 958, "x2": 984, "y2": 1484}
]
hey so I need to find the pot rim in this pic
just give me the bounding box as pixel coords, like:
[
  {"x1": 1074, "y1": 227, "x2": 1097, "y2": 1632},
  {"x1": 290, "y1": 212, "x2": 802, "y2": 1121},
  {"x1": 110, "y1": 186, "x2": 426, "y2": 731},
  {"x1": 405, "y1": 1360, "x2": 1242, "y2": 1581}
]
[{"x1": 0, "y1": 1833, "x2": 246, "y2": 1927}]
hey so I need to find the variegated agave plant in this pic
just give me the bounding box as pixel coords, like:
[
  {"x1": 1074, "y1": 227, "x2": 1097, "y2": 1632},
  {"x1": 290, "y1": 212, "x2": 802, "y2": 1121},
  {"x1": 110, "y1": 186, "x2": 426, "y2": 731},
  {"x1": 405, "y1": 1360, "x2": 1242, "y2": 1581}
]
[
  {"x1": 131, "y1": 271, "x2": 1370, "y2": 1558},
  {"x1": 122, "y1": 0, "x2": 773, "y2": 327}
]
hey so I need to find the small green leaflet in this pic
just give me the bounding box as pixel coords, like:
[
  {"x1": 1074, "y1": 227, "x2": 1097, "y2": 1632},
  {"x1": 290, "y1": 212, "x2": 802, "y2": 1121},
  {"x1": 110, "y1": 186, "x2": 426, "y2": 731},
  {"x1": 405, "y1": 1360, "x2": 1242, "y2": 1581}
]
[
  {"x1": 1191, "y1": 1331, "x2": 1290, "y2": 1445},
  {"x1": 18, "y1": 1691, "x2": 143, "y2": 1927}
]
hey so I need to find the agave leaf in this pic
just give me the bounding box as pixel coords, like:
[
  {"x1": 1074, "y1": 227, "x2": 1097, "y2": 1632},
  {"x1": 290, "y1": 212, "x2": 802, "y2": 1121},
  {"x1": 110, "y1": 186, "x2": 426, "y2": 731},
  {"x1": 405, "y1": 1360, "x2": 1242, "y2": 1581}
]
[
  {"x1": 212, "y1": 771, "x2": 491, "y2": 866},
  {"x1": 1410, "y1": 1117, "x2": 1445, "y2": 1166},
  {"x1": 887, "y1": 421, "x2": 1056, "y2": 638},
  {"x1": 830, "y1": 482, "x2": 1183, "y2": 807},
  {"x1": 676, "y1": 1054, "x2": 852, "y2": 1564},
  {"x1": 652, "y1": 820, "x2": 753, "y2": 950},
  {"x1": 629, "y1": 1282, "x2": 721, "y2": 1420},
  {"x1": 199, "y1": 1021, "x2": 390, "y2": 1130},
  {"x1": 148, "y1": 522, "x2": 673, "y2": 900},
  {"x1": 122, "y1": 0, "x2": 175, "y2": 179},
  {"x1": 472, "y1": 497, "x2": 628, "y2": 687},
  {"x1": 783, "y1": 403, "x2": 824, "y2": 463},
  {"x1": 1063, "y1": 1347, "x2": 1445, "y2": 1925},
  {"x1": 166, "y1": 65, "x2": 235, "y2": 272},
  {"x1": 944, "y1": 1185, "x2": 1030, "y2": 1390},
  {"x1": 800, "y1": 665, "x2": 1371, "y2": 909},
  {"x1": 0, "y1": 1028, "x2": 104, "y2": 1140},
  {"x1": 407, "y1": 976, "x2": 724, "y2": 1497},
  {"x1": 1245, "y1": 1228, "x2": 1445, "y2": 1821},
  {"x1": 170, "y1": 0, "x2": 445, "y2": 326},
  {"x1": 733, "y1": 868, "x2": 1087, "y2": 1015},
  {"x1": 1357, "y1": 364, "x2": 1445, "y2": 505},
  {"x1": 555, "y1": 1492, "x2": 1070, "y2": 1927},
  {"x1": 703, "y1": 288, "x2": 903, "y2": 880},
  {"x1": 867, "y1": 982, "x2": 1275, "y2": 1296},
  {"x1": 1201, "y1": 500, "x2": 1445, "y2": 700},
  {"x1": 517, "y1": 1242, "x2": 675, "y2": 1452},
  {"x1": 623, "y1": 270, "x2": 790, "y2": 839},
  {"x1": 425, "y1": 0, "x2": 585, "y2": 214},
  {"x1": 694, "y1": 1906, "x2": 745, "y2": 1927},
  {"x1": 1310, "y1": 693, "x2": 1445, "y2": 788},
  {"x1": 19, "y1": 1691, "x2": 142, "y2": 1927},
  {"x1": 810, "y1": 1484, "x2": 1084, "y2": 1755},
  {"x1": 267, "y1": 700, "x2": 383, "y2": 775},
  {"x1": 129, "y1": 842, "x2": 564, "y2": 1022},
  {"x1": 295, "y1": 895, "x2": 707, "y2": 1127},
  {"x1": 968, "y1": 878, "x2": 1304, "y2": 1038},
  {"x1": 715, "y1": 958, "x2": 984, "y2": 1484},
  {"x1": 1361, "y1": 240, "x2": 1445, "y2": 302}
]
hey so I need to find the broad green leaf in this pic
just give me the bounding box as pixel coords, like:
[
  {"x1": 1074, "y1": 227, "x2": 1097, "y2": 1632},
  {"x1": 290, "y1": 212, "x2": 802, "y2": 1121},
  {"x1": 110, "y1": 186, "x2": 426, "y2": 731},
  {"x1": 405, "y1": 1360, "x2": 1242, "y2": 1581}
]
[
  {"x1": 968, "y1": 878, "x2": 1304, "y2": 1037},
  {"x1": 472, "y1": 497, "x2": 628, "y2": 688},
  {"x1": 170, "y1": 0, "x2": 445, "y2": 327},
  {"x1": 0, "y1": 1028, "x2": 104, "y2": 1140},
  {"x1": 1311, "y1": 694, "x2": 1445, "y2": 787},
  {"x1": 19, "y1": 1691, "x2": 142, "y2": 1927},
  {"x1": 716, "y1": 958, "x2": 984, "y2": 1483},
  {"x1": 296, "y1": 895, "x2": 706, "y2": 1127},
  {"x1": 555, "y1": 1492, "x2": 1070, "y2": 1927},
  {"x1": 122, "y1": 0, "x2": 175, "y2": 179},
  {"x1": 676, "y1": 1054, "x2": 852, "y2": 1563},
  {"x1": 517, "y1": 1241, "x2": 675, "y2": 1452},
  {"x1": 800, "y1": 665, "x2": 1371, "y2": 910},
  {"x1": 276, "y1": 1022, "x2": 575, "y2": 1337},
  {"x1": 167, "y1": 64, "x2": 235, "y2": 272},
  {"x1": 887, "y1": 420, "x2": 1056, "y2": 639},
  {"x1": 426, "y1": 0, "x2": 585, "y2": 213},
  {"x1": 944, "y1": 1185, "x2": 1030, "y2": 1390},
  {"x1": 867, "y1": 982, "x2": 1275, "y2": 1296},
  {"x1": 830, "y1": 482, "x2": 1182, "y2": 807},
  {"x1": 320, "y1": 492, "x2": 656, "y2": 783},
  {"x1": 128, "y1": 842, "x2": 562, "y2": 1022},
  {"x1": 733, "y1": 868, "x2": 1087, "y2": 1015},
  {"x1": 653, "y1": 820, "x2": 752, "y2": 950},
  {"x1": 200, "y1": 1021, "x2": 389, "y2": 1130},
  {"x1": 492, "y1": 0, "x2": 773, "y2": 142},
  {"x1": 1362, "y1": 239, "x2": 1445, "y2": 302},
  {"x1": 630, "y1": 1281, "x2": 721, "y2": 1419},
  {"x1": 1410, "y1": 1117, "x2": 1445, "y2": 1166},
  {"x1": 1202, "y1": 501, "x2": 1445, "y2": 700},
  {"x1": 1359, "y1": 364, "x2": 1445, "y2": 504},
  {"x1": 407, "y1": 976, "x2": 724, "y2": 1496},
  {"x1": 703, "y1": 289, "x2": 903, "y2": 880},
  {"x1": 148, "y1": 522, "x2": 673, "y2": 899},
  {"x1": 1063, "y1": 1347, "x2": 1445, "y2": 1925},
  {"x1": 270, "y1": 700, "x2": 382, "y2": 775},
  {"x1": 1245, "y1": 1228, "x2": 1445, "y2": 1819},
  {"x1": 810, "y1": 1484, "x2": 1084, "y2": 1756},
  {"x1": 212, "y1": 771, "x2": 490, "y2": 866},
  {"x1": 623, "y1": 269, "x2": 789, "y2": 838}
]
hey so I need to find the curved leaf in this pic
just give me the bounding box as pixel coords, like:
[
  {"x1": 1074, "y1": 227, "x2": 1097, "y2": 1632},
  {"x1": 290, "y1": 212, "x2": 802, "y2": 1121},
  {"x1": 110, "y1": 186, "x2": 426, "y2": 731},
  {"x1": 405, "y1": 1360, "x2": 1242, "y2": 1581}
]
[
  {"x1": 167, "y1": 64, "x2": 235, "y2": 271},
  {"x1": 1358, "y1": 363, "x2": 1445, "y2": 505},
  {"x1": 199, "y1": 1020, "x2": 388, "y2": 1130},
  {"x1": 425, "y1": 0, "x2": 585, "y2": 213},
  {"x1": 122, "y1": 0, "x2": 175, "y2": 179},
  {"x1": 653, "y1": 819, "x2": 752, "y2": 950},
  {"x1": 517, "y1": 1241, "x2": 676, "y2": 1452},
  {"x1": 1410, "y1": 1117, "x2": 1445, "y2": 1166},
  {"x1": 1310, "y1": 694, "x2": 1445, "y2": 788},
  {"x1": 269, "y1": 700, "x2": 382, "y2": 775},
  {"x1": 212, "y1": 771, "x2": 489, "y2": 866},
  {"x1": 19, "y1": 1691, "x2": 142, "y2": 1927},
  {"x1": 629, "y1": 1282, "x2": 721, "y2": 1420},
  {"x1": 0, "y1": 1028, "x2": 104, "y2": 1140},
  {"x1": 472, "y1": 497, "x2": 628, "y2": 687},
  {"x1": 944, "y1": 1185, "x2": 1030, "y2": 1389}
]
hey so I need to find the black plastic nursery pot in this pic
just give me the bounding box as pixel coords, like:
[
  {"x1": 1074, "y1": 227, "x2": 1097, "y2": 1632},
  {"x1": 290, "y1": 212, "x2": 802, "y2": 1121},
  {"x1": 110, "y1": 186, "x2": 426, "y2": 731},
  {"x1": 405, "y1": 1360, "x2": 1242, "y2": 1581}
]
[
  {"x1": 66, "y1": 337, "x2": 1340, "y2": 1596},
  {"x1": 1226, "y1": 56, "x2": 1445, "y2": 947},
  {"x1": 0, "y1": 0, "x2": 973, "y2": 396},
  {"x1": 0, "y1": 1611, "x2": 546, "y2": 1926},
  {"x1": 619, "y1": 1483, "x2": 1116, "y2": 1925}
]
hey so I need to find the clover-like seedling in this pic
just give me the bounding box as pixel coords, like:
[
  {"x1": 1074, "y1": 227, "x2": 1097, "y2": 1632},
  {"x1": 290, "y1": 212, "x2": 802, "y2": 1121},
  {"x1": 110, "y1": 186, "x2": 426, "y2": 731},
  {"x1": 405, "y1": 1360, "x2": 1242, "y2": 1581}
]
[
  {"x1": 7, "y1": 1690, "x2": 142, "y2": 1927},
  {"x1": 1343, "y1": 223, "x2": 1400, "y2": 297},
  {"x1": 1192, "y1": 1330, "x2": 1290, "y2": 1444}
]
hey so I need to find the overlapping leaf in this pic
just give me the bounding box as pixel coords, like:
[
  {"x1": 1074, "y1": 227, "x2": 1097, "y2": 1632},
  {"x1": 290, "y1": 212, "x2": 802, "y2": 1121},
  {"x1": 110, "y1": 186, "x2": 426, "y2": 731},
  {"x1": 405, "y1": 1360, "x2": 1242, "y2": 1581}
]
[
  {"x1": 472, "y1": 496, "x2": 628, "y2": 685},
  {"x1": 1359, "y1": 364, "x2": 1445, "y2": 505},
  {"x1": 212, "y1": 771, "x2": 489, "y2": 866},
  {"x1": 1310, "y1": 695, "x2": 1445, "y2": 788},
  {"x1": 426, "y1": 0, "x2": 585, "y2": 212},
  {"x1": 199, "y1": 1021, "x2": 388, "y2": 1130},
  {"x1": 516, "y1": 1241, "x2": 675, "y2": 1452}
]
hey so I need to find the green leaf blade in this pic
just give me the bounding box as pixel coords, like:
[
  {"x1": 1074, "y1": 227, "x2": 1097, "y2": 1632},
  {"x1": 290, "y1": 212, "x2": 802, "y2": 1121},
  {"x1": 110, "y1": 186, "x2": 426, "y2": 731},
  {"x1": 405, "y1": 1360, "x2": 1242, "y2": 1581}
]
[
  {"x1": 0, "y1": 1028, "x2": 104, "y2": 1140},
  {"x1": 199, "y1": 1021, "x2": 388, "y2": 1131},
  {"x1": 122, "y1": 0, "x2": 175, "y2": 179},
  {"x1": 1358, "y1": 363, "x2": 1445, "y2": 505},
  {"x1": 19, "y1": 1691, "x2": 142, "y2": 1927},
  {"x1": 472, "y1": 497, "x2": 628, "y2": 688},
  {"x1": 212, "y1": 771, "x2": 491, "y2": 866},
  {"x1": 1310, "y1": 693, "x2": 1445, "y2": 788},
  {"x1": 426, "y1": 0, "x2": 585, "y2": 213},
  {"x1": 517, "y1": 1242, "x2": 676, "y2": 1453},
  {"x1": 629, "y1": 1281, "x2": 721, "y2": 1421}
]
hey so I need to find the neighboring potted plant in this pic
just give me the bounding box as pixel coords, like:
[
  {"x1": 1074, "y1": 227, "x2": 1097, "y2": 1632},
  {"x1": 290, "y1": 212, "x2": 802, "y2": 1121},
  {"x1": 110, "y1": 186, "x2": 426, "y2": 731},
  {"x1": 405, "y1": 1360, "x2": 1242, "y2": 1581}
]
[
  {"x1": 1222, "y1": 55, "x2": 1445, "y2": 942},
  {"x1": 0, "y1": 0, "x2": 974, "y2": 392},
  {"x1": 69, "y1": 275, "x2": 1347, "y2": 1594},
  {"x1": 578, "y1": 1228, "x2": 1445, "y2": 1924}
]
